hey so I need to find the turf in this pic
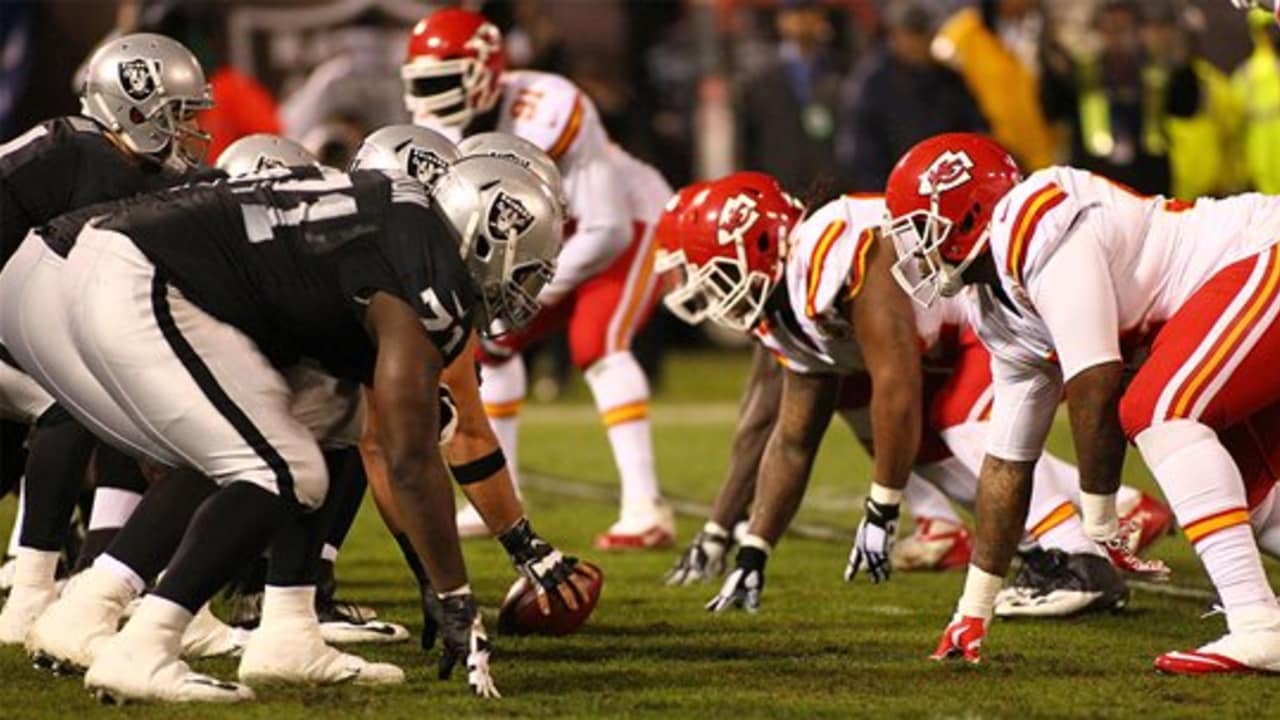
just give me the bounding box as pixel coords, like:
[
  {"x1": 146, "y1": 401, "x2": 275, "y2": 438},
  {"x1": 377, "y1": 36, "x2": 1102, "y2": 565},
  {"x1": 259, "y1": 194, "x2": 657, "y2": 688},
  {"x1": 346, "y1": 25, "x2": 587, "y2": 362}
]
[{"x1": 1, "y1": 350, "x2": 1278, "y2": 719}]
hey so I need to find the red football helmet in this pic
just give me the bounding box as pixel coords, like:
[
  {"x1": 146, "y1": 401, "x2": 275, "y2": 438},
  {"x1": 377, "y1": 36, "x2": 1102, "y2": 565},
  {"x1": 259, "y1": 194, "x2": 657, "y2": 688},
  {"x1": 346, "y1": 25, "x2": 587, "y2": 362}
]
[
  {"x1": 659, "y1": 172, "x2": 804, "y2": 332},
  {"x1": 884, "y1": 133, "x2": 1021, "y2": 306},
  {"x1": 402, "y1": 8, "x2": 505, "y2": 127}
]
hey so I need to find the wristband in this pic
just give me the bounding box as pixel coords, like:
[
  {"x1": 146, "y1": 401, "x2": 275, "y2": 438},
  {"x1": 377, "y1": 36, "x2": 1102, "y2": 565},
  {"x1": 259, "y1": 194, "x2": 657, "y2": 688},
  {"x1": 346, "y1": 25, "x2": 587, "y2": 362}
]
[
  {"x1": 955, "y1": 564, "x2": 1002, "y2": 620},
  {"x1": 869, "y1": 483, "x2": 903, "y2": 506},
  {"x1": 450, "y1": 448, "x2": 506, "y2": 485},
  {"x1": 437, "y1": 583, "x2": 472, "y2": 599}
]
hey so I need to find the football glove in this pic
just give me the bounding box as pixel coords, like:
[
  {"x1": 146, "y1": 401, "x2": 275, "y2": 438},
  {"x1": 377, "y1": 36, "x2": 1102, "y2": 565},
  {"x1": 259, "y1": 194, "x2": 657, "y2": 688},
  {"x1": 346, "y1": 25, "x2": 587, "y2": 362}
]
[
  {"x1": 498, "y1": 517, "x2": 598, "y2": 614},
  {"x1": 437, "y1": 592, "x2": 500, "y2": 698},
  {"x1": 845, "y1": 497, "x2": 899, "y2": 583},
  {"x1": 665, "y1": 524, "x2": 732, "y2": 586},
  {"x1": 705, "y1": 546, "x2": 767, "y2": 613},
  {"x1": 931, "y1": 613, "x2": 987, "y2": 664},
  {"x1": 1100, "y1": 519, "x2": 1172, "y2": 581},
  {"x1": 419, "y1": 580, "x2": 444, "y2": 651}
]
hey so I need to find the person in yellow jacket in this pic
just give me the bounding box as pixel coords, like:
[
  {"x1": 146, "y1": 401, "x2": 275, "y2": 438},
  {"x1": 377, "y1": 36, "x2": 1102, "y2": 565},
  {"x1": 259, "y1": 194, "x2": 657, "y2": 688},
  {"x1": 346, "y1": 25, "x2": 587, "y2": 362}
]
[
  {"x1": 1235, "y1": 8, "x2": 1280, "y2": 193},
  {"x1": 934, "y1": 0, "x2": 1057, "y2": 171}
]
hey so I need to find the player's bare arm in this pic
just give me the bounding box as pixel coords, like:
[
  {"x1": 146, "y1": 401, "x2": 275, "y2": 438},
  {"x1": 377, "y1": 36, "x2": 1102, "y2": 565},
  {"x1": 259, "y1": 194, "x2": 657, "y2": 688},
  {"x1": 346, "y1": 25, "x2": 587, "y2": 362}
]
[{"x1": 1064, "y1": 361, "x2": 1127, "y2": 498}]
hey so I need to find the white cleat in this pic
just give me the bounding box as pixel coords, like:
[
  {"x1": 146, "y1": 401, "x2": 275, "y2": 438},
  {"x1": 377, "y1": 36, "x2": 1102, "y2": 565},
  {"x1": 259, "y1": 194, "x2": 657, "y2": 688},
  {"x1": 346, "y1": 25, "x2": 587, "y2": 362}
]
[
  {"x1": 181, "y1": 603, "x2": 250, "y2": 659},
  {"x1": 238, "y1": 621, "x2": 404, "y2": 686},
  {"x1": 86, "y1": 624, "x2": 254, "y2": 703},
  {"x1": 456, "y1": 503, "x2": 490, "y2": 539},
  {"x1": 0, "y1": 582, "x2": 58, "y2": 645},
  {"x1": 27, "y1": 566, "x2": 134, "y2": 673},
  {"x1": 319, "y1": 618, "x2": 410, "y2": 645},
  {"x1": 1155, "y1": 629, "x2": 1280, "y2": 675},
  {"x1": 594, "y1": 500, "x2": 677, "y2": 551}
]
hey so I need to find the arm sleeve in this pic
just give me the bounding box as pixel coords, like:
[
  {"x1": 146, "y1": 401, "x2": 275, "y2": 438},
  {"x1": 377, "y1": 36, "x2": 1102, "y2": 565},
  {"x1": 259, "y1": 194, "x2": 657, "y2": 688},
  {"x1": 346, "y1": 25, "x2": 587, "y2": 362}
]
[
  {"x1": 985, "y1": 352, "x2": 1063, "y2": 462},
  {"x1": 1029, "y1": 211, "x2": 1122, "y2": 383},
  {"x1": 538, "y1": 153, "x2": 632, "y2": 304}
]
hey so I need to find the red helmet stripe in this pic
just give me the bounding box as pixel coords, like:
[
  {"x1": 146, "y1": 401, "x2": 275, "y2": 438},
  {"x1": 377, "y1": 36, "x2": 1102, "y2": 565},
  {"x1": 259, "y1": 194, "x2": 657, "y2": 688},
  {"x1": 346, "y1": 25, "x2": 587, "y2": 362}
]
[
  {"x1": 1006, "y1": 182, "x2": 1066, "y2": 285},
  {"x1": 548, "y1": 94, "x2": 584, "y2": 160},
  {"x1": 805, "y1": 219, "x2": 847, "y2": 317},
  {"x1": 845, "y1": 228, "x2": 877, "y2": 301}
]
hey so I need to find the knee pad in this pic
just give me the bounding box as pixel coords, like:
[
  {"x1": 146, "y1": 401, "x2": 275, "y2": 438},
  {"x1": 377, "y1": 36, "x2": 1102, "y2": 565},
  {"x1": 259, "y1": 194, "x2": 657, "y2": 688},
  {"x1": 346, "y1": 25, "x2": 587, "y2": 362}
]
[{"x1": 1134, "y1": 419, "x2": 1216, "y2": 468}]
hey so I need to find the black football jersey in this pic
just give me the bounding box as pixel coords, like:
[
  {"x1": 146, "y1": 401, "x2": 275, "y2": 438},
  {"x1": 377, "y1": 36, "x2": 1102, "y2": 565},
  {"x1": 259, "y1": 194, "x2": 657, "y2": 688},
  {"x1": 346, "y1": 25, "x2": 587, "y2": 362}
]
[
  {"x1": 0, "y1": 116, "x2": 184, "y2": 263},
  {"x1": 65, "y1": 166, "x2": 477, "y2": 383}
]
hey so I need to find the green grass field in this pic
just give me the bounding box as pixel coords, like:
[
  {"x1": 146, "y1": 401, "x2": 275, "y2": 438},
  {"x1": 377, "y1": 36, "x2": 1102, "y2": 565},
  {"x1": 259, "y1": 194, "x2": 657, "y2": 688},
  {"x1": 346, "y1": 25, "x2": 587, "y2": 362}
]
[{"x1": 1, "y1": 351, "x2": 1278, "y2": 719}]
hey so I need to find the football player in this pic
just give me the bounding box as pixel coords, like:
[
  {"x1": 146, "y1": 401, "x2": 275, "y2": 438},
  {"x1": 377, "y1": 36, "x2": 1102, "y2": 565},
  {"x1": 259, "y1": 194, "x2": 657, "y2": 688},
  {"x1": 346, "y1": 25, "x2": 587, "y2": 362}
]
[
  {"x1": 0, "y1": 33, "x2": 213, "y2": 645},
  {"x1": 885, "y1": 133, "x2": 1280, "y2": 673},
  {"x1": 657, "y1": 174, "x2": 1161, "y2": 615},
  {"x1": 403, "y1": 8, "x2": 676, "y2": 548},
  {"x1": 0, "y1": 158, "x2": 559, "y2": 701}
]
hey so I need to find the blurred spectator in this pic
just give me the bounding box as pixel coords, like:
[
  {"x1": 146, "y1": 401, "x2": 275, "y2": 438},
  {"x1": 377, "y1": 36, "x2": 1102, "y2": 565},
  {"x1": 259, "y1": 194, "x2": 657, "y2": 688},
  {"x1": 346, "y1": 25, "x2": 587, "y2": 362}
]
[
  {"x1": 1040, "y1": 0, "x2": 1198, "y2": 196},
  {"x1": 933, "y1": 0, "x2": 1056, "y2": 171},
  {"x1": 735, "y1": 0, "x2": 846, "y2": 191},
  {"x1": 837, "y1": 1, "x2": 986, "y2": 191},
  {"x1": 1234, "y1": 8, "x2": 1280, "y2": 193},
  {"x1": 501, "y1": 0, "x2": 570, "y2": 74}
]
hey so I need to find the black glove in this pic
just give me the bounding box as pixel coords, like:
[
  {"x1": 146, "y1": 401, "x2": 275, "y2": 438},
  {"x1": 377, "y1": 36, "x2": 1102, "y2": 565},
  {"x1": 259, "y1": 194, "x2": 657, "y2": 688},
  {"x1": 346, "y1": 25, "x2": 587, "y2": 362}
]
[
  {"x1": 437, "y1": 591, "x2": 500, "y2": 697},
  {"x1": 419, "y1": 579, "x2": 444, "y2": 650},
  {"x1": 498, "y1": 517, "x2": 596, "y2": 613},
  {"x1": 705, "y1": 545, "x2": 767, "y2": 613}
]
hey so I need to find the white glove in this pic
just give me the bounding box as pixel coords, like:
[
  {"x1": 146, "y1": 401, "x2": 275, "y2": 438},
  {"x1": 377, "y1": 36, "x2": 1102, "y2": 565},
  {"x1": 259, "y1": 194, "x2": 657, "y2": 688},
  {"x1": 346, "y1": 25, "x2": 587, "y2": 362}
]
[
  {"x1": 845, "y1": 497, "x2": 899, "y2": 584},
  {"x1": 665, "y1": 524, "x2": 732, "y2": 586},
  {"x1": 705, "y1": 546, "x2": 767, "y2": 613}
]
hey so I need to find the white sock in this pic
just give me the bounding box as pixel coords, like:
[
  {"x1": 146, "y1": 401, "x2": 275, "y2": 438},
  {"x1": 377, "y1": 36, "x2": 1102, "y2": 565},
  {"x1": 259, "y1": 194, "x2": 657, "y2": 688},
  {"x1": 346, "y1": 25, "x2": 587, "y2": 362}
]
[
  {"x1": 1252, "y1": 487, "x2": 1280, "y2": 559},
  {"x1": 956, "y1": 564, "x2": 1003, "y2": 620},
  {"x1": 480, "y1": 358, "x2": 526, "y2": 491},
  {"x1": 12, "y1": 548, "x2": 59, "y2": 589},
  {"x1": 87, "y1": 487, "x2": 143, "y2": 532},
  {"x1": 1137, "y1": 421, "x2": 1280, "y2": 626},
  {"x1": 1026, "y1": 452, "x2": 1103, "y2": 556},
  {"x1": 914, "y1": 455, "x2": 977, "y2": 509},
  {"x1": 93, "y1": 553, "x2": 148, "y2": 596},
  {"x1": 902, "y1": 472, "x2": 962, "y2": 525},
  {"x1": 7, "y1": 476, "x2": 25, "y2": 557},
  {"x1": 260, "y1": 585, "x2": 319, "y2": 629},
  {"x1": 585, "y1": 352, "x2": 661, "y2": 515}
]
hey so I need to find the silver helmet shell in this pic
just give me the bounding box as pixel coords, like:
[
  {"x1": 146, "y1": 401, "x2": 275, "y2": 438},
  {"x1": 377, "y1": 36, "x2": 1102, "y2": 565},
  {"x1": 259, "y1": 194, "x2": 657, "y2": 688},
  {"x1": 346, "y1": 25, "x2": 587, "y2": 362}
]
[
  {"x1": 432, "y1": 155, "x2": 563, "y2": 336},
  {"x1": 80, "y1": 33, "x2": 213, "y2": 170},
  {"x1": 350, "y1": 124, "x2": 460, "y2": 194},
  {"x1": 457, "y1": 131, "x2": 567, "y2": 217},
  {"x1": 216, "y1": 134, "x2": 318, "y2": 176}
]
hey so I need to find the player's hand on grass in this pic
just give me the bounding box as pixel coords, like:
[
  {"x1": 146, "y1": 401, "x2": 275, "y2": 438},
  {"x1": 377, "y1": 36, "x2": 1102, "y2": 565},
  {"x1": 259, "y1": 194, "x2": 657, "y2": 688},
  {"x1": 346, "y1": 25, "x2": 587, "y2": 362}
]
[
  {"x1": 845, "y1": 497, "x2": 899, "y2": 583},
  {"x1": 437, "y1": 592, "x2": 500, "y2": 698},
  {"x1": 1100, "y1": 519, "x2": 1172, "y2": 581},
  {"x1": 931, "y1": 614, "x2": 987, "y2": 664},
  {"x1": 498, "y1": 517, "x2": 596, "y2": 615},
  {"x1": 705, "y1": 545, "x2": 766, "y2": 613},
  {"x1": 666, "y1": 524, "x2": 732, "y2": 586}
]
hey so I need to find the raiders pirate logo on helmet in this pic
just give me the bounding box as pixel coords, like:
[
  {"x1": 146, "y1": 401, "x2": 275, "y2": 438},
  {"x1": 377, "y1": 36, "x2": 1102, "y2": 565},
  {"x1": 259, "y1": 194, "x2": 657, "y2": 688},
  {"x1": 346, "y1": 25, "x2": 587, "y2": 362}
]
[
  {"x1": 117, "y1": 58, "x2": 158, "y2": 102},
  {"x1": 406, "y1": 146, "x2": 450, "y2": 189},
  {"x1": 487, "y1": 191, "x2": 534, "y2": 240}
]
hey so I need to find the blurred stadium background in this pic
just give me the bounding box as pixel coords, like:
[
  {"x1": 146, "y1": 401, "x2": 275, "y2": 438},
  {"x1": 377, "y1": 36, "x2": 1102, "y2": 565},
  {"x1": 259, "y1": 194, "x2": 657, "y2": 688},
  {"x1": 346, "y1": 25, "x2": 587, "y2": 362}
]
[{"x1": 3, "y1": 0, "x2": 1276, "y2": 401}]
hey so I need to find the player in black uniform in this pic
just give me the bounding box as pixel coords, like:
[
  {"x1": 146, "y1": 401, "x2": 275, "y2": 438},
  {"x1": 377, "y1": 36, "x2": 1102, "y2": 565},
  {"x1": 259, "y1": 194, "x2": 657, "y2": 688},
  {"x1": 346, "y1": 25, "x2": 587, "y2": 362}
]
[
  {"x1": 0, "y1": 32, "x2": 214, "y2": 645},
  {"x1": 0, "y1": 158, "x2": 561, "y2": 702}
]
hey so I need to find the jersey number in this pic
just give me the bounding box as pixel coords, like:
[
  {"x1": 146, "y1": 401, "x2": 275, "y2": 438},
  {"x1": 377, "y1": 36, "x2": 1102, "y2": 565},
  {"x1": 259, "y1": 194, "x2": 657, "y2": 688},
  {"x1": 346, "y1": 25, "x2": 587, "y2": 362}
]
[{"x1": 419, "y1": 287, "x2": 466, "y2": 358}]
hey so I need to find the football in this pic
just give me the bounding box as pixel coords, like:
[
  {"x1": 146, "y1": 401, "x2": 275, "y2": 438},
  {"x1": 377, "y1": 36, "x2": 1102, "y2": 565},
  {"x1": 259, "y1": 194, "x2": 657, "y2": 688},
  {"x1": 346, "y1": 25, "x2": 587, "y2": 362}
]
[{"x1": 497, "y1": 562, "x2": 604, "y2": 637}]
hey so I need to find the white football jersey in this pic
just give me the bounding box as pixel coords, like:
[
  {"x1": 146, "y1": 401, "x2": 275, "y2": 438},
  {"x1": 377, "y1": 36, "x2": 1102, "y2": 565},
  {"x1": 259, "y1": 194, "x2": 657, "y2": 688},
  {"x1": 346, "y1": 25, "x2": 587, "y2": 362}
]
[
  {"x1": 974, "y1": 166, "x2": 1280, "y2": 460},
  {"x1": 755, "y1": 195, "x2": 961, "y2": 375}
]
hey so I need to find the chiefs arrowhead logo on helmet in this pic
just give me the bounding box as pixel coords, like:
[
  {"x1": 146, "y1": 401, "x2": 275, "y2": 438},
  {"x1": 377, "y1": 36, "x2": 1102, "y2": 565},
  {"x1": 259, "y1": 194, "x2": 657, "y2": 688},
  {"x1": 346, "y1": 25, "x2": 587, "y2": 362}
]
[
  {"x1": 717, "y1": 194, "x2": 760, "y2": 247},
  {"x1": 118, "y1": 58, "x2": 158, "y2": 102},
  {"x1": 918, "y1": 150, "x2": 975, "y2": 196},
  {"x1": 406, "y1": 146, "x2": 451, "y2": 190},
  {"x1": 487, "y1": 191, "x2": 534, "y2": 240}
]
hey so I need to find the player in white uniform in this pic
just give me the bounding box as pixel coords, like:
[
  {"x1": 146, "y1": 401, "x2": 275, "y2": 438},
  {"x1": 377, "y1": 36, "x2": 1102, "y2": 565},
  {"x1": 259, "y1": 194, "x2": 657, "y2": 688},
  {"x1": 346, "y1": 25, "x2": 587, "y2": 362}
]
[
  {"x1": 885, "y1": 132, "x2": 1280, "y2": 674},
  {"x1": 655, "y1": 173, "x2": 1155, "y2": 614},
  {"x1": 401, "y1": 7, "x2": 676, "y2": 549}
]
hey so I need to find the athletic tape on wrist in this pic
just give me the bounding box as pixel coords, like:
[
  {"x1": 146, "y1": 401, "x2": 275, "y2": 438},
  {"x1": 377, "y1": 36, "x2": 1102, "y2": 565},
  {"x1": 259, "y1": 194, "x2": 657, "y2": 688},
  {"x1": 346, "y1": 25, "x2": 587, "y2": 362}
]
[{"x1": 450, "y1": 448, "x2": 507, "y2": 485}]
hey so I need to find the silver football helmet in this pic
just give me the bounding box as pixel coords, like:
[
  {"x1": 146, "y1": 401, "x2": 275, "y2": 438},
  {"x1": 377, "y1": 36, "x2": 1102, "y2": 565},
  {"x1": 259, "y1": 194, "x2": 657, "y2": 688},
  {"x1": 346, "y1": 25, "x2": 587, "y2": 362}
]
[
  {"x1": 457, "y1": 132, "x2": 567, "y2": 216},
  {"x1": 349, "y1": 124, "x2": 460, "y2": 193},
  {"x1": 80, "y1": 33, "x2": 213, "y2": 171},
  {"x1": 433, "y1": 155, "x2": 563, "y2": 336},
  {"x1": 216, "y1": 134, "x2": 318, "y2": 176}
]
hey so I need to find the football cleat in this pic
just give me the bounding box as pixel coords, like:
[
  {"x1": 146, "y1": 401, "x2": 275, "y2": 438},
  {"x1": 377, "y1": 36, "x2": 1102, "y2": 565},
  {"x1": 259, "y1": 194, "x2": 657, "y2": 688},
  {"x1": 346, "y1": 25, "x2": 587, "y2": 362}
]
[
  {"x1": 0, "y1": 581, "x2": 58, "y2": 645},
  {"x1": 181, "y1": 603, "x2": 250, "y2": 659},
  {"x1": 86, "y1": 629, "x2": 253, "y2": 704},
  {"x1": 27, "y1": 566, "x2": 134, "y2": 673},
  {"x1": 238, "y1": 620, "x2": 405, "y2": 686},
  {"x1": 890, "y1": 517, "x2": 972, "y2": 572},
  {"x1": 456, "y1": 503, "x2": 491, "y2": 539},
  {"x1": 1101, "y1": 520, "x2": 1172, "y2": 581},
  {"x1": 1117, "y1": 492, "x2": 1174, "y2": 555},
  {"x1": 1155, "y1": 629, "x2": 1280, "y2": 675},
  {"x1": 931, "y1": 614, "x2": 987, "y2": 663},
  {"x1": 594, "y1": 501, "x2": 676, "y2": 551},
  {"x1": 317, "y1": 599, "x2": 409, "y2": 645},
  {"x1": 995, "y1": 548, "x2": 1129, "y2": 618}
]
